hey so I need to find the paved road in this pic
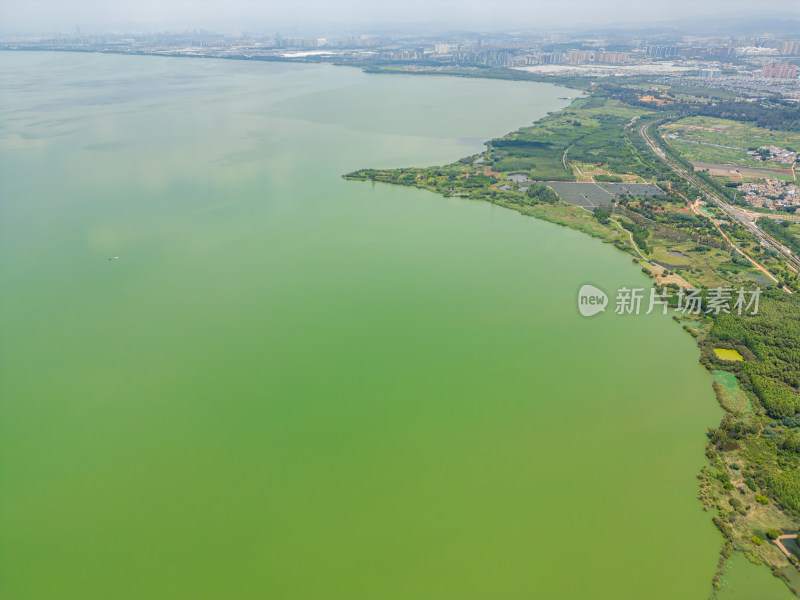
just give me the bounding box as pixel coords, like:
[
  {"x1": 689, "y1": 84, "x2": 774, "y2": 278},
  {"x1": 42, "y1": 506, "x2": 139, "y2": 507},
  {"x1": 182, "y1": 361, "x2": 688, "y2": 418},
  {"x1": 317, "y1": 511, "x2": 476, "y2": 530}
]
[{"x1": 639, "y1": 121, "x2": 800, "y2": 279}]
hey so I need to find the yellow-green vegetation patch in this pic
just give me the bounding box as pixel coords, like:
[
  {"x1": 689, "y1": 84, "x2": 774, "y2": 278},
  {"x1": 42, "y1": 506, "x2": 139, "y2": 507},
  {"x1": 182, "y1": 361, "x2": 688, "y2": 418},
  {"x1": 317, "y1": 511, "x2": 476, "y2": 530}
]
[
  {"x1": 715, "y1": 348, "x2": 744, "y2": 361},
  {"x1": 713, "y1": 370, "x2": 753, "y2": 414}
]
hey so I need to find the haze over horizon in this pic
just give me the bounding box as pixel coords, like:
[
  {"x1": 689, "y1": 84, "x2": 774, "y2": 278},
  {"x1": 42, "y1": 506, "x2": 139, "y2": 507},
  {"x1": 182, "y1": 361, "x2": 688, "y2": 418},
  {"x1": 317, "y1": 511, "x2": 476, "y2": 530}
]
[{"x1": 2, "y1": 0, "x2": 799, "y2": 35}]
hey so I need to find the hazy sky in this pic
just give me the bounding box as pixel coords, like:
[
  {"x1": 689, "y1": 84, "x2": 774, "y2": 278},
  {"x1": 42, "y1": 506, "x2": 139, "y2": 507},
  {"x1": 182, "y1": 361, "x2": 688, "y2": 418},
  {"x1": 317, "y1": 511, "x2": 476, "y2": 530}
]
[{"x1": 1, "y1": 0, "x2": 798, "y2": 34}]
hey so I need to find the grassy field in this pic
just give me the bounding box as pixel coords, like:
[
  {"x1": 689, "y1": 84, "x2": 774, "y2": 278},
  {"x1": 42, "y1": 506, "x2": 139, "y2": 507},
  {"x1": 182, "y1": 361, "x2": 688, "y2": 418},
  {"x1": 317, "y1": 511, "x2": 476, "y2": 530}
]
[
  {"x1": 718, "y1": 172, "x2": 797, "y2": 184},
  {"x1": 660, "y1": 116, "x2": 800, "y2": 171},
  {"x1": 515, "y1": 202, "x2": 625, "y2": 242}
]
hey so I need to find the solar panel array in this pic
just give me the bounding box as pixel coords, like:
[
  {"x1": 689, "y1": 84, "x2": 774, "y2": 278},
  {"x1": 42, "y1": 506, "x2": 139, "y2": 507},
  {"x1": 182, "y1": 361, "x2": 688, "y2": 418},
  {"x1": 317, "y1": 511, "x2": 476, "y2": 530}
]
[{"x1": 548, "y1": 182, "x2": 664, "y2": 210}]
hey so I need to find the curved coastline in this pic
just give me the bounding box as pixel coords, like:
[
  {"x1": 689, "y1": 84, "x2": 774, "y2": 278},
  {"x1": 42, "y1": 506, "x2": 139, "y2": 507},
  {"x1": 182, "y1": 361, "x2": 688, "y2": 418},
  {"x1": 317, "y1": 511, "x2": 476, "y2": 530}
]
[{"x1": 0, "y1": 51, "x2": 795, "y2": 599}]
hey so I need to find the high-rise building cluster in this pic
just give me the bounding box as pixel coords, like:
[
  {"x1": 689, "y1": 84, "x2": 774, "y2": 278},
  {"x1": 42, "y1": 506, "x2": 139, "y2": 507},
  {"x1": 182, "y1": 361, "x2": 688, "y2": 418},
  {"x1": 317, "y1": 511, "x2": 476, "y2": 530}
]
[
  {"x1": 699, "y1": 68, "x2": 722, "y2": 79},
  {"x1": 762, "y1": 62, "x2": 798, "y2": 78},
  {"x1": 646, "y1": 45, "x2": 679, "y2": 59},
  {"x1": 595, "y1": 51, "x2": 629, "y2": 64},
  {"x1": 567, "y1": 50, "x2": 628, "y2": 64},
  {"x1": 567, "y1": 50, "x2": 595, "y2": 63},
  {"x1": 780, "y1": 40, "x2": 800, "y2": 56}
]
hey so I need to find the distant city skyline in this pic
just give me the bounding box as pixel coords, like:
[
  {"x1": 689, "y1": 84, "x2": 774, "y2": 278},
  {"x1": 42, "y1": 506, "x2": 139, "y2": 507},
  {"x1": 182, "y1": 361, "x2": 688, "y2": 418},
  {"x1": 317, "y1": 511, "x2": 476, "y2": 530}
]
[{"x1": 2, "y1": 0, "x2": 800, "y2": 34}]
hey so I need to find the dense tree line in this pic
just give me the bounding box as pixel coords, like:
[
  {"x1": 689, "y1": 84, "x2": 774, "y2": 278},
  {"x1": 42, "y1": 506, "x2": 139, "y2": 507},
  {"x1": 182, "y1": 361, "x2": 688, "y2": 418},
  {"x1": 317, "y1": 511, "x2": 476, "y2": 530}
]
[
  {"x1": 707, "y1": 291, "x2": 800, "y2": 516},
  {"x1": 620, "y1": 220, "x2": 650, "y2": 253},
  {"x1": 710, "y1": 291, "x2": 800, "y2": 420},
  {"x1": 526, "y1": 184, "x2": 559, "y2": 204},
  {"x1": 757, "y1": 218, "x2": 800, "y2": 256}
]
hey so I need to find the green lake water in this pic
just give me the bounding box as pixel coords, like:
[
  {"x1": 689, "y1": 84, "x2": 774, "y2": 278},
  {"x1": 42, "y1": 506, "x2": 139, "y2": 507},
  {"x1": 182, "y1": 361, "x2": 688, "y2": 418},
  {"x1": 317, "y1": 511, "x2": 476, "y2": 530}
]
[
  {"x1": 0, "y1": 52, "x2": 782, "y2": 599},
  {"x1": 716, "y1": 553, "x2": 795, "y2": 600}
]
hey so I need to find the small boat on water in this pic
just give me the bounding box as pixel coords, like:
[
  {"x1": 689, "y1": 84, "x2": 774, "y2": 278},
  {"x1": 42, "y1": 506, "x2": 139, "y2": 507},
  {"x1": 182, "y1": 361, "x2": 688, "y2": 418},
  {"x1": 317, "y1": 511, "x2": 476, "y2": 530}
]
[{"x1": 108, "y1": 256, "x2": 119, "y2": 261}]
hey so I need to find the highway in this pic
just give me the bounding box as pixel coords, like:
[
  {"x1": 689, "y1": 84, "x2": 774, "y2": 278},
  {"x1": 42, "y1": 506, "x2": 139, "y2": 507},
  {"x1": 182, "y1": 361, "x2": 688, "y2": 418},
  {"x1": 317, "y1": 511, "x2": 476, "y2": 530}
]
[{"x1": 638, "y1": 120, "x2": 800, "y2": 277}]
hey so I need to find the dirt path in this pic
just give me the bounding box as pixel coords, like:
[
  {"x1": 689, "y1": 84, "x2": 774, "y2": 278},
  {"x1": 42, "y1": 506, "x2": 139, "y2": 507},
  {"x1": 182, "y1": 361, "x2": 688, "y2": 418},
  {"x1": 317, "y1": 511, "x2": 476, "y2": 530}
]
[
  {"x1": 774, "y1": 534, "x2": 798, "y2": 559},
  {"x1": 610, "y1": 217, "x2": 645, "y2": 259}
]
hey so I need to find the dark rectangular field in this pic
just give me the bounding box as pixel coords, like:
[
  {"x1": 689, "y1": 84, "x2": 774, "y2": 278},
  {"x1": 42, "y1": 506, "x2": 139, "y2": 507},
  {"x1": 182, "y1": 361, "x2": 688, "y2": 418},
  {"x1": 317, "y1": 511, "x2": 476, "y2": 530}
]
[{"x1": 548, "y1": 182, "x2": 664, "y2": 209}]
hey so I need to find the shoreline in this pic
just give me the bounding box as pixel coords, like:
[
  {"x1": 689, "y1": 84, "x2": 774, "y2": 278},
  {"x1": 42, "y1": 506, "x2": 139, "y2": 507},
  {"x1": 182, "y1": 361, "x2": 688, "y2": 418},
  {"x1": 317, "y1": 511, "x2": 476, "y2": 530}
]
[
  {"x1": 6, "y1": 48, "x2": 796, "y2": 595},
  {"x1": 344, "y1": 88, "x2": 800, "y2": 597},
  {"x1": 0, "y1": 46, "x2": 588, "y2": 89}
]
